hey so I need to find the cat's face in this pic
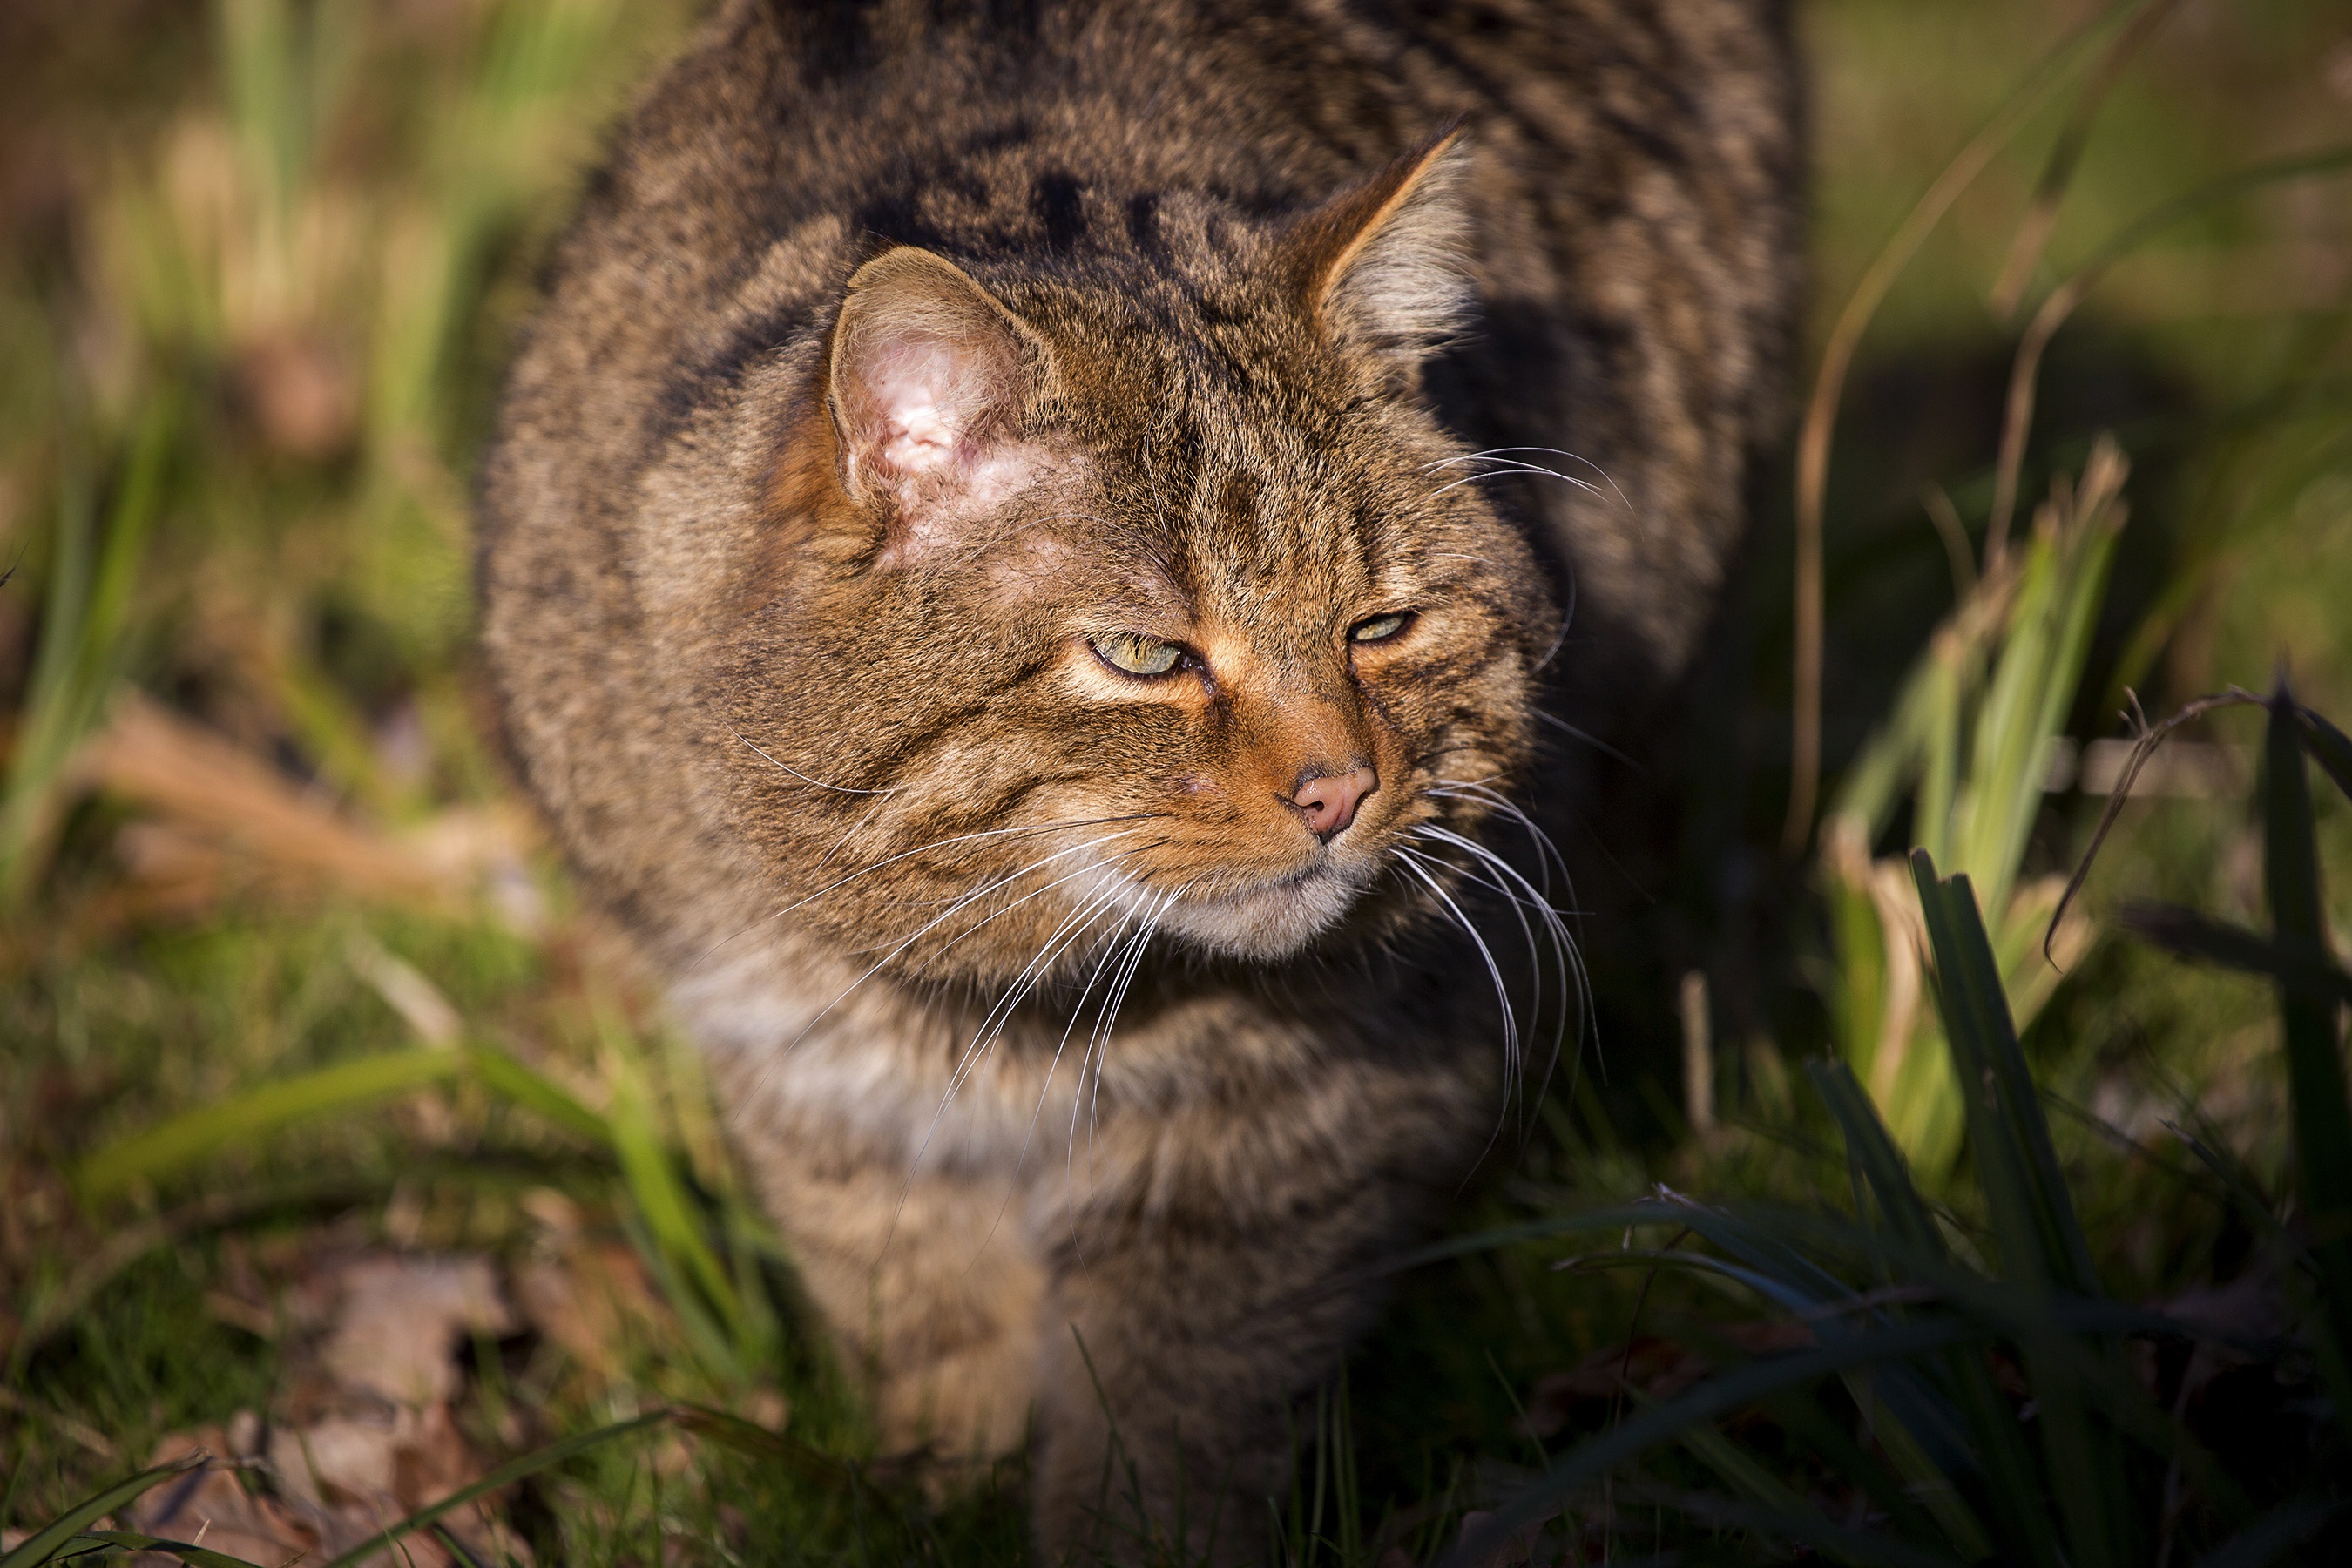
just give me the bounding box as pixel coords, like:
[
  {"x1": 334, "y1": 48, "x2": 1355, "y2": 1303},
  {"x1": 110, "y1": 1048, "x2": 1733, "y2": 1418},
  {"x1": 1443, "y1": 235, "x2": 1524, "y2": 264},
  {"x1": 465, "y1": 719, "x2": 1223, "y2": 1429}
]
[{"x1": 713, "y1": 142, "x2": 1556, "y2": 987}]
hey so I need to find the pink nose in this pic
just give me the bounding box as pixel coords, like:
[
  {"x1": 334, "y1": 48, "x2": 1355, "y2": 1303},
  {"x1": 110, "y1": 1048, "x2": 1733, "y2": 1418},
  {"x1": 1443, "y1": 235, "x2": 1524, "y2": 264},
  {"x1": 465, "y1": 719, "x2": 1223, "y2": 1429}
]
[{"x1": 1292, "y1": 766, "x2": 1376, "y2": 840}]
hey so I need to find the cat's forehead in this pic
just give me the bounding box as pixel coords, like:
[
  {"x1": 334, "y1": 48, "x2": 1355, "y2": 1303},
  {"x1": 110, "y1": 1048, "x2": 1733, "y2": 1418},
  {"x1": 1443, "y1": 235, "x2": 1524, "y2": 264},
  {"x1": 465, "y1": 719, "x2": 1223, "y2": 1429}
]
[
  {"x1": 1109, "y1": 395, "x2": 1413, "y2": 612},
  {"x1": 1019, "y1": 277, "x2": 1451, "y2": 622}
]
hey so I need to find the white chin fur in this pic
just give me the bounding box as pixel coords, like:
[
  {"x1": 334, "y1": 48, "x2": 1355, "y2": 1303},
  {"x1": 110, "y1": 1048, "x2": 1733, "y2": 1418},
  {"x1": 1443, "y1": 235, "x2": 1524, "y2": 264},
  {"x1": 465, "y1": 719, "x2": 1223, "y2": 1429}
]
[{"x1": 1125, "y1": 862, "x2": 1376, "y2": 961}]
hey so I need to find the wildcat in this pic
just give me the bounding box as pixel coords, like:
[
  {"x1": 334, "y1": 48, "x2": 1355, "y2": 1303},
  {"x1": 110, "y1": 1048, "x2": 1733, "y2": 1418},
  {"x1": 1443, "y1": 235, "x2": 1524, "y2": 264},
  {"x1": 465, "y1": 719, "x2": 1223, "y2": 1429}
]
[{"x1": 478, "y1": 0, "x2": 1798, "y2": 1558}]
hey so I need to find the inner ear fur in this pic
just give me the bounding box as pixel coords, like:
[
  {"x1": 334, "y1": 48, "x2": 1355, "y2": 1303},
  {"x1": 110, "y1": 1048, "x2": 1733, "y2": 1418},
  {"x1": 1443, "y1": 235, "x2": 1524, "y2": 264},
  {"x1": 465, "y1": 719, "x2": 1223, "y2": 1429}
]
[{"x1": 1281, "y1": 125, "x2": 1476, "y2": 358}]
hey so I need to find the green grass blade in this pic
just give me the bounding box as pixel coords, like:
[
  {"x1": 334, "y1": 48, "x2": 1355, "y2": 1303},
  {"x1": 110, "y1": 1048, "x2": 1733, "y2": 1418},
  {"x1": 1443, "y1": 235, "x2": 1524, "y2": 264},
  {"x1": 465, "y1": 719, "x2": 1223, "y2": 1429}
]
[
  {"x1": 1832, "y1": 618, "x2": 1963, "y2": 839},
  {"x1": 2169, "y1": 1127, "x2": 2299, "y2": 1256},
  {"x1": 1, "y1": 395, "x2": 177, "y2": 904},
  {"x1": 1916, "y1": 639, "x2": 1965, "y2": 871},
  {"x1": 0, "y1": 470, "x2": 91, "y2": 901},
  {"x1": 2119, "y1": 902, "x2": 2352, "y2": 1008},
  {"x1": 1911, "y1": 851, "x2": 2131, "y2": 1568},
  {"x1": 2261, "y1": 686, "x2": 2352, "y2": 1348},
  {"x1": 1439, "y1": 1318, "x2": 1984, "y2": 1568},
  {"x1": 0, "y1": 1456, "x2": 206, "y2": 1568},
  {"x1": 1674, "y1": 1417, "x2": 1942, "y2": 1568},
  {"x1": 672, "y1": 1405, "x2": 875, "y2": 1491},
  {"x1": 1842, "y1": 1391, "x2": 1994, "y2": 1563},
  {"x1": 598, "y1": 1014, "x2": 744, "y2": 1343},
  {"x1": 1809, "y1": 1059, "x2": 2059, "y2": 1565},
  {"x1": 1809, "y1": 1061, "x2": 1947, "y2": 1260},
  {"x1": 2295, "y1": 704, "x2": 2352, "y2": 802},
  {"x1": 617, "y1": 1207, "x2": 744, "y2": 1383},
  {"x1": 1640, "y1": 1487, "x2": 1962, "y2": 1568},
  {"x1": 72, "y1": 1531, "x2": 268, "y2": 1568},
  {"x1": 1651, "y1": 1332, "x2": 1964, "y2": 1559},
  {"x1": 1957, "y1": 455, "x2": 2123, "y2": 919},
  {"x1": 76, "y1": 396, "x2": 176, "y2": 700},
  {"x1": 1764, "y1": 1382, "x2": 1980, "y2": 1559},
  {"x1": 1957, "y1": 526, "x2": 2063, "y2": 905},
  {"x1": 314, "y1": 1410, "x2": 672, "y2": 1568},
  {"x1": 471, "y1": 1041, "x2": 614, "y2": 1145},
  {"x1": 1910, "y1": 852, "x2": 2098, "y2": 1295},
  {"x1": 2266, "y1": 687, "x2": 2352, "y2": 1213},
  {"x1": 74, "y1": 1048, "x2": 466, "y2": 1201},
  {"x1": 2186, "y1": 1496, "x2": 2338, "y2": 1568}
]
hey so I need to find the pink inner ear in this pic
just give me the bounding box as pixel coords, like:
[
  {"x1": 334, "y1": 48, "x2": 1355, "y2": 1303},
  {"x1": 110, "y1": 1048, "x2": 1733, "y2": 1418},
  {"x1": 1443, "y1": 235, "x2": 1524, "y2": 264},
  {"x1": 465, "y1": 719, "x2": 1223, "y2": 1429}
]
[
  {"x1": 844, "y1": 327, "x2": 1019, "y2": 497},
  {"x1": 831, "y1": 270, "x2": 1060, "y2": 563},
  {"x1": 862, "y1": 335, "x2": 973, "y2": 478}
]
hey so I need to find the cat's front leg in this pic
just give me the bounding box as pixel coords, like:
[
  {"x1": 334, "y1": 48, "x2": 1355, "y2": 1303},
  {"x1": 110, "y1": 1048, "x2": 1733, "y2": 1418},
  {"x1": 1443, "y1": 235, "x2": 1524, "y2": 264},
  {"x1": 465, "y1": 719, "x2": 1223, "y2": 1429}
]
[
  {"x1": 1025, "y1": 1058, "x2": 1480, "y2": 1566},
  {"x1": 740, "y1": 1128, "x2": 1045, "y2": 1473}
]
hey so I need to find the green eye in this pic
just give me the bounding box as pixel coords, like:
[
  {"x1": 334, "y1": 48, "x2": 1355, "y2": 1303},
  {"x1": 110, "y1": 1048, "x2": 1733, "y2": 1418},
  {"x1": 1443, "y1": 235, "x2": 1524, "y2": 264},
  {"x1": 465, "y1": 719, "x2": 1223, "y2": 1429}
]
[
  {"x1": 1092, "y1": 632, "x2": 1185, "y2": 678},
  {"x1": 1350, "y1": 612, "x2": 1412, "y2": 644}
]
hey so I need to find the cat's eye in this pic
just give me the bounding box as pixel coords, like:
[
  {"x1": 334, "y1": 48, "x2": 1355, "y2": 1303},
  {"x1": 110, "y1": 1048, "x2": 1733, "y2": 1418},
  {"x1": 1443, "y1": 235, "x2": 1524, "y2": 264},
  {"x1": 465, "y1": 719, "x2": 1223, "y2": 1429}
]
[
  {"x1": 1092, "y1": 631, "x2": 1186, "y2": 678},
  {"x1": 1349, "y1": 612, "x2": 1413, "y2": 645}
]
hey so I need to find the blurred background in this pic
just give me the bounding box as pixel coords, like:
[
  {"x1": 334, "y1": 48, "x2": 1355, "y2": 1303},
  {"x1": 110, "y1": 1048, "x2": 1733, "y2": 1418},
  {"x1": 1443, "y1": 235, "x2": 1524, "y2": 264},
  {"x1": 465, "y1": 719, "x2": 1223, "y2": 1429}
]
[{"x1": 2, "y1": 2, "x2": 2348, "y2": 1564}]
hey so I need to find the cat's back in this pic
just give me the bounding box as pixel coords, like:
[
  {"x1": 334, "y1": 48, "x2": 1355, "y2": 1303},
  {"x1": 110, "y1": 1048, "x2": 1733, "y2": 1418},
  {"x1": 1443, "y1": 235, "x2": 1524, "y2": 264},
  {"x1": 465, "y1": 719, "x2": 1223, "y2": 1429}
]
[{"x1": 484, "y1": 0, "x2": 1796, "y2": 571}]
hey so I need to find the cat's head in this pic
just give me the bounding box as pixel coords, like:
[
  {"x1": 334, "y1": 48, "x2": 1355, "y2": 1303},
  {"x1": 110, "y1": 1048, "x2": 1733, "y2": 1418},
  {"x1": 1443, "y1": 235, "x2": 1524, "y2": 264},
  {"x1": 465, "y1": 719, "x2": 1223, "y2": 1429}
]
[{"x1": 715, "y1": 133, "x2": 1558, "y2": 986}]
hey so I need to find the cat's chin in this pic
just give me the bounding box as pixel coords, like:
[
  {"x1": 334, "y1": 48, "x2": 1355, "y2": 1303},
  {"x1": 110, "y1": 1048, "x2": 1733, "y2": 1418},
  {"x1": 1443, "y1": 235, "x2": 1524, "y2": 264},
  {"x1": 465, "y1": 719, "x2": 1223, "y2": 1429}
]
[{"x1": 1131, "y1": 862, "x2": 1378, "y2": 962}]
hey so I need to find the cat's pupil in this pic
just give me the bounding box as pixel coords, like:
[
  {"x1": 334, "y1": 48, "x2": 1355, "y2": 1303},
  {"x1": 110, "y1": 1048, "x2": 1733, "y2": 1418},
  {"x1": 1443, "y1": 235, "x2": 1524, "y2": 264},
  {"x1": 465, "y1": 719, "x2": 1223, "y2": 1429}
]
[{"x1": 1093, "y1": 632, "x2": 1184, "y2": 677}]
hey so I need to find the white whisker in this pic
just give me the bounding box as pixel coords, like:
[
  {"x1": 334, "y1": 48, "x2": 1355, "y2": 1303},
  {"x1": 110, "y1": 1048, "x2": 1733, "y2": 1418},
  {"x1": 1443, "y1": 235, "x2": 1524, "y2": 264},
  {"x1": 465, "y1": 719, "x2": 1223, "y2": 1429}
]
[
  {"x1": 1427, "y1": 459, "x2": 1607, "y2": 505},
  {"x1": 685, "y1": 810, "x2": 1167, "y2": 974},
  {"x1": 778, "y1": 812, "x2": 1168, "y2": 920},
  {"x1": 1427, "y1": 781, "x2": 1574, "y2": 899},
  {"x1": 907, "y1": 882, "x2": 1135, "y2": 1204},
  {"x1": 1079, "y1": 892, "x2": 1167, "y2": 1177},
  {"x1": 1406, "y1": 824, "x2": 1592, "y2": 1119},
  {"x1": 1416, "y1": 826, "x2": 1584, "y2": 1028},
  {"x1": 723, "y1": 721, "x2": 895, "y2": 794},
  {"x1": 1532, "y1": 709, "x2": 1640, "y2": 770},
  {"x1": 1065, "y1": 888, "x2": 1176, "y2": 1254},
  {"x1": 1394, "y1": 849, "x2": 1519, "y2": 1078},
  {"x1": 767, "y1": 832, "x2": 1152, "y2": 1065},
  {"x1": 1422, "y1": 447, "x2": 1635, "y2": 517},
  {"x1": 813, "y1": 790, "x2": 896, "y2": 872},
  {"x1": 978, "y1": 886, "x2": 1175, "y2": 1264},
  {"x1": 1412, "y1": 831, "x2": 1551, "y2": 1044}
]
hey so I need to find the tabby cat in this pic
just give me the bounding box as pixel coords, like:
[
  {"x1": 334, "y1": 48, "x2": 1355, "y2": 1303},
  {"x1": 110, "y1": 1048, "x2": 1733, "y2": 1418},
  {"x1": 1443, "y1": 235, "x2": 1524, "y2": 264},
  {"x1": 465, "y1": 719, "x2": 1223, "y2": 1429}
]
[{"x1": 478, "y1": 0, "x2": 1797, "y2": 1558}]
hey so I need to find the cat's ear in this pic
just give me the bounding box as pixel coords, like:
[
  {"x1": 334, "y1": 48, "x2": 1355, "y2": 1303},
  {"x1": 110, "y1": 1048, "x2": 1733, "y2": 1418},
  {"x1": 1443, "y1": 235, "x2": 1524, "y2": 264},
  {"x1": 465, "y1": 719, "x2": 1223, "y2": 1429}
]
[
  {"x1": 1284, "y1": 126, "x2": 1476, "y2": 361},
  {"x1": 824, "y1": 246, "x2": 1051, "y2": 561}
]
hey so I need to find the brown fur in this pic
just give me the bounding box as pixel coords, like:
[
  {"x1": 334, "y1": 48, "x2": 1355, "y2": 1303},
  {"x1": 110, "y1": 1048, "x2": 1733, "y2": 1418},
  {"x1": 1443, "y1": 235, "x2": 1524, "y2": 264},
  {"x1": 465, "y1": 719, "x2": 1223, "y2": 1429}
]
[{"x1": 478, "y1": 1, "x2": 1798, "y2": 1558}]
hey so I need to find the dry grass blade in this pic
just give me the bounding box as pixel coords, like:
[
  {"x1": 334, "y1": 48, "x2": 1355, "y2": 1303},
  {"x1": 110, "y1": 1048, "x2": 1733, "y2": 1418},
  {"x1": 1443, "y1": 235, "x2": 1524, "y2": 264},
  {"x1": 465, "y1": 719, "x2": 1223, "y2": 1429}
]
[
  {"x1": 2043, "y1": 687, "x2": 2266, "y2": 963},
  {"x1": 1987, "y1": 0, "x2": 2184, "y2": 320},
  {"x1": 73, "y1": 692, "x2": 449, "y2": 906},
  {"x1": 1987, "y1": 145, "x2": 2352, "y2": 561},
  {"x1": 1781, "y1": 0, "x2": 2158, "y2": 854},
  {"x1": 1919, "y1": 483, "x2": 1977, "y2": 599}
]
